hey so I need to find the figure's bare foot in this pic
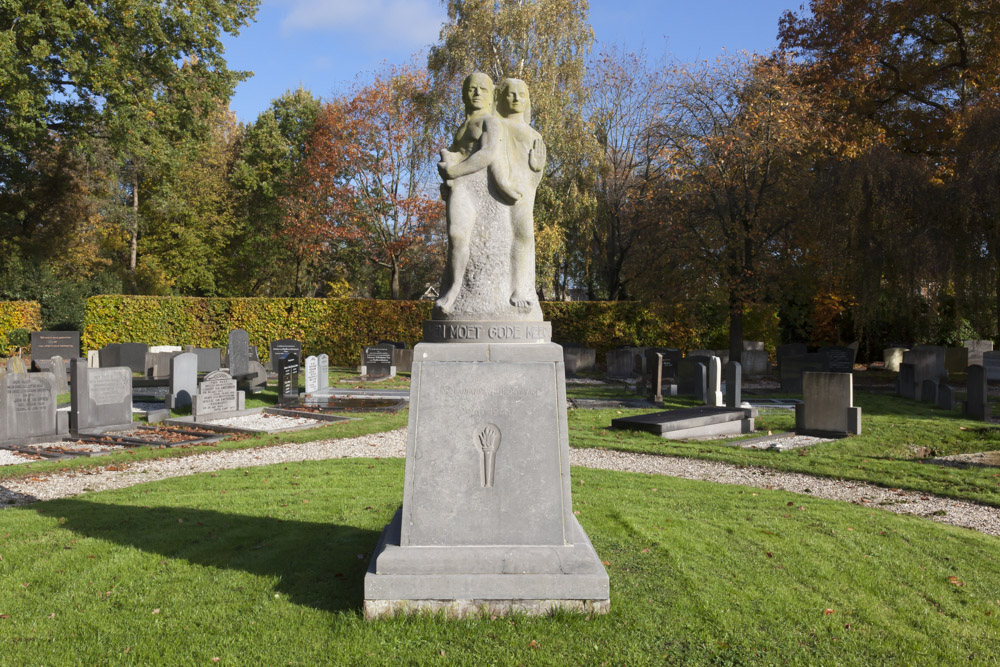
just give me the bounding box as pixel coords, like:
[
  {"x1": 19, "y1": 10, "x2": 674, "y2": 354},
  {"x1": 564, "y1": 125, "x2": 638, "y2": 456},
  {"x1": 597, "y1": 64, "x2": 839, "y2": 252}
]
[
  {"x1": 436, "y1": 288, "x2": 459, "y2": 315},
  {"x1": 510, "y1": 289, "x2": 536, "y2": 310}
]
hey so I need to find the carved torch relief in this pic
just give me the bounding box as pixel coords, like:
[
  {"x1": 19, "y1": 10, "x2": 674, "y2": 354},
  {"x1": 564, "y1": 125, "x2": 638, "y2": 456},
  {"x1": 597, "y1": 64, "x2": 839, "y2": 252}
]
[{"x1": 476, "y1": 423, "x2": 501, "y2": 487}]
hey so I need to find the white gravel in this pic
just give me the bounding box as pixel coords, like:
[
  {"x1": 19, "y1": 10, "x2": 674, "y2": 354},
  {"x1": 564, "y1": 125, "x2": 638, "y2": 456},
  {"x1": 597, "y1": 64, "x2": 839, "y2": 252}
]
[
  {"x1": 0, "y1": 450, "x2": 37, "y2": 467},
  {"x1": 206, "y1": 413, "x2": 324, "y2": 432},
  {"x1": 1, "y1": 429, "x2": 999, "y2": 538}
]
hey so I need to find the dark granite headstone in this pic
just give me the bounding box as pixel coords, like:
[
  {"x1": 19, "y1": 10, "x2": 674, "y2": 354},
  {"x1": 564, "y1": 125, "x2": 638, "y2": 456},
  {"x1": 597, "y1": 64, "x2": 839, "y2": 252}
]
[
  {"x1": 227, "y1": 329, "x2": 250, "y2": 378},
  {"x1": 645, "y1": 348, "x2": 682, "y2": 384},
  {"x1": 318, "y1": 354, "x2": 329, "y2": 390},
  {"x1": 725, "y1": 361, "x2": 742, "y2": 408},
  {"x1": 30, "y1": 331, "x2": 80, "y2": 368},
  {"x1": 821, "y1": 346, "x2": 855, "y2": 373},
  {"x1": 920, "y1": 378, "x2": 938, "y2": 403},
  {"x1": 776, "y1": 343, "x2": 808, "y2": 373},
  {"x1": 182, "y1": 346, "x2": 222, "y2": 373},
  {"x1": 269, "y1": 339, "x2": 302, "y2": 370},
  {"x1": 69, "y1": 360, "x2": 133, "y2": 433},
  {"x1": 937, "y1": 384, "x2": 955, "y2": 411},
  {"x1": 166, "y1": 352, "x2": 198, "y2": 409},
  {"x1": 605, "y1": 349, "x2": 634, "y2": 379},
  {"x1": 99, "y1": 343, "x2": 122, "y2": 368},
  {"x1": 693, "y1": 362, "x2": 707, "y2": 402},
  {"x1": 965, "y1": 365, "x2": 989, "y2": 421},
  {"x1": 0, "y1": 372, "x2": 64, "y2": 445},
  {"x1": 362, "y1": 344, "x2": 394, "y2": 379},
  {"x1": 118, "y1": 343, "x2": 148, "y2": 374},
  {"x1": 379, "y1": 340, "x2": 407, "y2": 349},
  {"x1": 277, "y1": 352, "x2": 300, "y2": 405},
  {"x1": 678, "y1": 355, "x2": 711, "y2": 395}
]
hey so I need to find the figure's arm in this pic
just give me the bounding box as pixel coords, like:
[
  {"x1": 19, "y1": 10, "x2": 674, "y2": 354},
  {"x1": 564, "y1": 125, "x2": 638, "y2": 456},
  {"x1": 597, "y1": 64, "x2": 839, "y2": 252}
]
[{"x1": 443, "y1": 118, "x2": 501, "y2": 180}]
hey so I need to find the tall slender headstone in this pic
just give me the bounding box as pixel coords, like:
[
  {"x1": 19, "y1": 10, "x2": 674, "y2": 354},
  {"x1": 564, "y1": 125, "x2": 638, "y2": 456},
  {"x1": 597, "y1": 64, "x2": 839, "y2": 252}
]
[
  {"x1": 49, "y1": 355, "x2": 69, "y2": 395},
  {"x1": 317, "y1": 354, "x2": 329, "y2": 389},
  {"x1": 651, "y1": 352, "x2": 664, "y2": 403},
  {"x1": 707, "y1": 356, "x2": 723, "y2": 407},
  {"x1": 277, "y1": 352, "x2": 300, "y2": 405},
  {"x1": 965, "y1": 365, "x2": 989, "y2": 421},
  {"x1": 166, "y1": 352, "x2": 198, "y2": 409},
  {"x1": 304, "y1": 355, "x2": 319, "y2": 394},
  {"x1": 724, "y1": 361, "x2": 742, "y2": 408},
  {"x1": 227, "y1": 329, "x2": 250, "y2": 378}
]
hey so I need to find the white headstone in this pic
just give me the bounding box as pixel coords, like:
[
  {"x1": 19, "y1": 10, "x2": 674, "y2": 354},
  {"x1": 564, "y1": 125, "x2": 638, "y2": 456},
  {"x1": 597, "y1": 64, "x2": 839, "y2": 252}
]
[
  {"x1": 318, "y1": 354, "x2": 329, "y2": 389},
  {"x1": 707, "y1": 356, "x2": 724, "y2": 407},
  {"x1": 304, "y1": 355, "x2": 319, "y2": 394}
]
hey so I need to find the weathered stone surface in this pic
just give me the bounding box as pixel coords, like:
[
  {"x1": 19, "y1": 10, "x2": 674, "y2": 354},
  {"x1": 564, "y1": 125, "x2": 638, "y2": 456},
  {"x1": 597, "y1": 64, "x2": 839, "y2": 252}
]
[
  {"x1": 605, "y1": 349, "x2": 633, "y2": 379},
  {"x1": 678, "y1": 355, "x2": 710, "y2": 396},
  {"x1": 795, "y1": 372, "x2": 860, "y2": 437},
  {"x1": 821, "y1": 345, "x2": 855, "y2": 373},
  {"x1": 563, "y1": 346, "x2": 596, "y2": 374},
  {"x1": 883, "y1": 347, "x2": 908, "y2": 372},
  {"x1": 909, "y1": 346, "x2": 947, "y2": 380},
  {"x1": 70, "y1": 360, "x2": 133, "y2": 433},
  {"x1": 317, "y1": 354, "x2": 329, "y2": 389},
  {"x1": 743, "y1": 340, "x2": 765, "y2": 351},
  {"x1": 49, "y1": 355, "x2": 68, "y2": 395},
  {"x1": 6, "y1": 356, "x2": 26, "y2": 374},
  {"x1": 227, "y1": 329, "x2": 250, "y2": 378},
  {"x1": 725, "y1": 361, "x2": 742, "y2": 409},
  {"x1": 741, "y1": 349, "x2": 769, "y2": 376},
  {"x1": 182, "y1": 346, "x2": 222, "y2": 373},
  {"x1": 937, "y1": 384, "x2": 956, "y2": 411},
  {"x1": 423, "y1": 320, "x2": 551, "y2": 344},
  {"x1": 776, "y1": 343, "x2": 808, "y2": 374},
  {"x1": 393, "y1": 348, "x2": 414, "y2": 374},
  {"x1": 192, "y1": 371, "x2": 245, "y2": 421},
  {"x1": 304, "y1": 355, "x2": 319, "y2": 394},
  {"x1": 707, "y1": 357, "x2": 723, "y2": 407},
  {"x1": 166, "y1": 352, "x2": 198, "y2": 409},
  {"x1": 0, "y1": 371, "x2": 64, "y2": 445},
  {"x1": 86, "y1": 350, "x2": 99, "y2": 368},
  {"x1": 119, "y1": 343, "x2": 148, "y2": 374},
  {"x1": 920, "y1": 378, "x2": 938, "y2": 403},
  {"x1": 964, "y1": 340, "x2": 993, "y2": 366}
]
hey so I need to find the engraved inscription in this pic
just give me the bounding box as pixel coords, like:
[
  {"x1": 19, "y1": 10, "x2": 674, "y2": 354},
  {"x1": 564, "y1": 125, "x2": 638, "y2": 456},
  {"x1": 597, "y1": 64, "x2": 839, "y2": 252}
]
[
  {"x1": 424, "y1": 321, "x2": 551, "y2": 343},
  {"x1": 90, "y1": 369, "x2": 130, "y2": 406},
  {"x1": 199, "y1": 372, "x2": 238, "y2": 414},
  {"x1": 477, "y1": 424, "x2": 501, "y2": 488},
  {"x1": 442, "y1": 386, "x2": 542, "y2": 398},
  {"x1": 9, "y1": 376, "x2": 51, "y2": 413}
]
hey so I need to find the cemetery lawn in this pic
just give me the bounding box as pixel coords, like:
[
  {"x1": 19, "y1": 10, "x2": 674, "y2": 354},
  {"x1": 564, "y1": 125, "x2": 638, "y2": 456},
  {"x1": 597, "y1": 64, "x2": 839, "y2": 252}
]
[
  {"x1": 570, "y1": 391, "x2": 1000, "y2": 506},
  {"x1": 0, "y1": 459, "x2": 997, "y2": 665}
]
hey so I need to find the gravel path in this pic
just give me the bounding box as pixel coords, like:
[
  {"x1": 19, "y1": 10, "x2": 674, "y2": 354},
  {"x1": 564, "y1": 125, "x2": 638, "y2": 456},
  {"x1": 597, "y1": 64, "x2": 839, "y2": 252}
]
[{"x1": 2, "y1": 429, "x2": 998, "y2": 538}]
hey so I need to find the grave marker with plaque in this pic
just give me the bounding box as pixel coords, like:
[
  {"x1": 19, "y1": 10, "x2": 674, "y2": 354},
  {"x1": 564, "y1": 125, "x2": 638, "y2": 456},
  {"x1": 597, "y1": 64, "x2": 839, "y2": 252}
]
[
  {"x1": 0, "y1": 372, "x2": 66, "y2": 445},
  {"x1": 304, "y1": 355, "x2": 319, "y2": 394},
  {"x1": 192, "y1": 371, "x2": 245, "y2": 421},
  {"x1": 69, "y1": 361, "x2": 133, "y2": 433},
  {"x1": 30, "y1": 331, "x2": 80, "y2": 369},
  {"x1": 362, "y1": 344, "x2": 395, "y2": 379},
  {"x1": 277, "y1": 352, "x2": 300, "y2": 405}
]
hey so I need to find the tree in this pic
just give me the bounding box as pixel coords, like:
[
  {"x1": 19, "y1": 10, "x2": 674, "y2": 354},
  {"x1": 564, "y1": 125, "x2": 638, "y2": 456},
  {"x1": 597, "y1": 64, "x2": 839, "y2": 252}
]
[
  {"x1": 657, "y1": 53, "x2": 826, "y2": 362},
  {"x1": 427, "y1": 0, "x2": 598, "y2": 298},
  {"x1": 284, "y1": 65, "x2": 443, "y2": 299},
  {"x1": 586, "y1": 47, "x2": 668, "y2": 300}
]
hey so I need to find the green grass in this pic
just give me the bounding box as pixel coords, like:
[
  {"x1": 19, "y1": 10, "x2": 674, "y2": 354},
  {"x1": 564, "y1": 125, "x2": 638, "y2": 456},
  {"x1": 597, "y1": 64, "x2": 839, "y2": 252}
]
[
  {"x1": 571, "y1": 390, "x2": 1000, "y2": 506},
  {"x1": 0, "y1": 459, "x2": 997, "y2": 664}
]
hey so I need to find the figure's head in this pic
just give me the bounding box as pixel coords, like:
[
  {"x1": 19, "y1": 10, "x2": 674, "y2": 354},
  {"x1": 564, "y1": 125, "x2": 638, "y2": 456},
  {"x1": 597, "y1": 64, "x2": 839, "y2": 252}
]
[
  {"x1": 497, "y1": 78, "x2": 530, "y2": 120},
  {"x1": 462, "y1": 72, "x2": 494, "y2": 114}
]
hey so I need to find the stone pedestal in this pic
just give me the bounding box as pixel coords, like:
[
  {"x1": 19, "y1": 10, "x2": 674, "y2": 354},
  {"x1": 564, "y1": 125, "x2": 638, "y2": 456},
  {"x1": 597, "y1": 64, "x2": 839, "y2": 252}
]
[{"x1": 364, "y1": 338, "x2": 609, "y2": 618}]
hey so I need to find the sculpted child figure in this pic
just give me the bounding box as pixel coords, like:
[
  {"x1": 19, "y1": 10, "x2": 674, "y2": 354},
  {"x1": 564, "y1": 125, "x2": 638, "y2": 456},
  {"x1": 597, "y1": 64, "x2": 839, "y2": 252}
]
[
  {"x1": 497, "y1": 78, "x2": 545, "y2": 311},
  {"x1": 435, "y1": 72, "x2": 520, "y2": 316}
]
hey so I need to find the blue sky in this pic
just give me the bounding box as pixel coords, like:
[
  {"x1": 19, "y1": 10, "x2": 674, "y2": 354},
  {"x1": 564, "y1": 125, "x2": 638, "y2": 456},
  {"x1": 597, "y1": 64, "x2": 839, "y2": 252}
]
[{"x1": 221, "y1": 0, "x2": 805, "y2": 123}]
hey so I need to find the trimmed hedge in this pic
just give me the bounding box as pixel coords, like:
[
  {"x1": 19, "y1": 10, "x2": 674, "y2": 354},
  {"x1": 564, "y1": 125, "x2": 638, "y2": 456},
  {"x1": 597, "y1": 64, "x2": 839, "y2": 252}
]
[
  {"x1": 82, "y1": 296, "x2": 700, "y2": 366},
  {"x1": 0, "y1": 301, "x2": 42, "y2": 357}
]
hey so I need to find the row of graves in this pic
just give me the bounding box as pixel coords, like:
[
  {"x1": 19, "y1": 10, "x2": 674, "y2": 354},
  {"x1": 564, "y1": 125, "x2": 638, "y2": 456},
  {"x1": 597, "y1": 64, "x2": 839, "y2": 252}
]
[
  {"x1": 891, "y1": 342, "x2": 995, "y2": 422},
  {"x1": 609, "y1": 345, "x2": 862, "y2": 448},
  {"x1": 0, "y1": 329, "x2": 407, "y2": 465}
]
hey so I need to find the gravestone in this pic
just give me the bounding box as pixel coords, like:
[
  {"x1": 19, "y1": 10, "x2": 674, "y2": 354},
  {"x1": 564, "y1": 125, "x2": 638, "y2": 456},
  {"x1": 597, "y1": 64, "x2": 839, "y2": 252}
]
[
  {"x1": 743, "y1": 340, "x2": 765, "y2": 351},
  {"x1": 920, "y1": 379, "x2": 938, "y2": 404},
  {"x1": 30, "y1": 331, "x2": 80, "y2": 369},
  {"x1": 249, "y1": 345, "x2": 261, "y2": 364},
  {"x1": 644, "y1": 348, "x2": 681, "y2": 395},
  {"x1": 244, "y1": 360, "x2": 268, "y2": 392},
  {"x1": 776, "y1": 343, "x2": 808, "y2": 374},
  {"x1": 0, "y1": 371, "x2": 66, "y2": 445},
  {"x1": 706, "y1": 357, "x2": 723, "y2": 407},
  {"x1": 49, "y1": 355, "x2": 68, "y2": 395},
  {"x1": 605, "y1": 349, "x2": 634, "y2": 379},
  {"x1": 780, "y1": 353, "x2": 826, "y2": 394},
  {"x1": 166, "y1": 352, "x2": 198, "y2": 409},
  {"x1": 394, "y1": 347, "x2": 415, "y2": 374},
  {"x1": 192, "y1": 371, "x2": 245, "y2": 421},
  {"x1": 945, "y1": 347, "x2": 969, "y2": 374},
  {"x1": 898, "y1": 362, "x2": 918, "y2": 399},
  {"x1": 650, "y1": 353, "x2": 664, "y2": 403},
  {"x1": 937, "y1": 385, "x2": 956, "y2": 411},
  {"x1": 379, "y1": 340, "x2": 407, "y2": 350},
  {"x1": 883, "y1": 347, "x2": 908, "y2": 372},
  {"x1": 119, "y1": 343, "x2": 149, "y2": 374},
  {"x1": 910, "y1": 346, "x2": 947, "y2": 380},
  {"x1": 982, "y1": 350, "x2": 1000, "y2": 382},
  {"x1": 86, "y1": 350, "x2": 100, "y2": 368},
  {"x1": 6, "y1": 356, "x2": 26, "y2": 374},
  {"x1": 318, "y1": 354, "x2": 329, "y2": 390},
  {"x1": 563, "y1": 346, "x2": 596, "y2": 374},
  {"x1": 821, "y1": 345, "x2": 856, "y2": 373},
  {"x1": 227, "y1": 329, "x2": 250, "y2": 378},
  {"x1": 146, "y1": 351, "x2": 179, "y2": 380},
  {"x1": 794, "y1": 372, "x2": 861, "y2": 437},
  {"x1": 678, "y1": 355, "x2": 710, "y2": 396},
  {"x1": 612, "y1": 405, "x2": 753, "y2": 439},
  {"x1": 182, "y1": 346, "x2": 222, "y2": 373},
  {"x1": 741, "y1": 350, "x2": 769, "y2": 376},
  {"x1": 964, "y1": 340, "x2": 993, "y2": 367},
  {"x1": 361, "y1": 344, "x2": 395, "y2": 379},
  {"x1": 693, "y1": 363, "x2": 707, "y2": 402},
  {"x1": 277, "y1": 352, "x2": 300, "y2": 405},
  {"x1": 304, "y1": 355, "x2": 319, "y2": 394},
  {"x1": 724, "y1": 361, "x2": 742, "y2": 409},
  {"x1": 99, "y1": 343, "x2": 121, "y2": 368},
  {"x1": 269, "y1": 339, "x2": 302, "y2": 372},
  {"x1": 150, "y1": 345, "x2": 181, "y2": 354},
  {"x1": 965, "y1": 365, "x2": 989, "y2": 421},
  {"x1": 712, "y1": 350, "x2": 731, "y2": 365},
  {"x1": 69, "y1": 360, "x2": 133, "y2": 433}
]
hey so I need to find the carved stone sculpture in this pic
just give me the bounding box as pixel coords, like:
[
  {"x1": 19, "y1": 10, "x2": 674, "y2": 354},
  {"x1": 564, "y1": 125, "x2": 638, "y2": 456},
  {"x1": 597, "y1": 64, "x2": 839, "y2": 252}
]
[{"x1": 434, "y1": 73, "x2": 544, "y2": 322}]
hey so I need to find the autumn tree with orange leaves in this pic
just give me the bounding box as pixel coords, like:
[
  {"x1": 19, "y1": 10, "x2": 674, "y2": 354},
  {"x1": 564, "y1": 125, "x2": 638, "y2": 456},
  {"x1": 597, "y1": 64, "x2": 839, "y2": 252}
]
[{"x1": 283, "y1": 66, "x2": 443, "y2": 298}]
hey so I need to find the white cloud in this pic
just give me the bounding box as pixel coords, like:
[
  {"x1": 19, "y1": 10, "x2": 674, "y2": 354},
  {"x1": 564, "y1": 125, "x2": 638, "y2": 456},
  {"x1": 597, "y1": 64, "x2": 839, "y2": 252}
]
[{"x1": 275, "y1": 0, "x2": 445, "y2": 49}]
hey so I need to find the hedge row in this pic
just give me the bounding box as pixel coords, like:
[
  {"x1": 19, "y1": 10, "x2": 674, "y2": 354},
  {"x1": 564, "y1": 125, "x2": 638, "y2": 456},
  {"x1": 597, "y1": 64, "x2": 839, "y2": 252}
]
[
  {"x1": 0, "y1": 301, "x2": 42, "y2": 357},
  {"x1": 82, "y1": 296, "x2": 702, "y2": 366}
]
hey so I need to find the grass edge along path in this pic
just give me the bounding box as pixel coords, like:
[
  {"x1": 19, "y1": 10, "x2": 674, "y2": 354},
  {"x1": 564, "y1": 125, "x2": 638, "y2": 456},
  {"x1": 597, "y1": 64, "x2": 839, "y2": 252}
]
[{"x1": 0, "y1": 460, "x2": 997, "y2": 665}]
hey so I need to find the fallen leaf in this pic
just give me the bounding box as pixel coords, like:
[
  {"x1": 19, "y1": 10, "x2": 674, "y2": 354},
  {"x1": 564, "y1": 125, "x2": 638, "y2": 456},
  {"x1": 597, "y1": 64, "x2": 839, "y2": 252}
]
[
  {"x1": 48, "y1": 613, "x2": 55, "y2": 618},
  {"x1": 824, "y1": 609, "x2": 835, "y2": 615},
  {"x1": 641, "y1": 548, "x2": 650, "y2": 553},
  {"x1": 152, "y1": 608, "x2": 161, "y2": 615},
  {"x1": 844, "y1": 623, "x2": 851, "y2": 630},
  {"x1": 0, "y1": 614, "x2": 9, "y2": 619},
  {"x1": 948, "y1": 576, "x2": 965, "y2": 587},
  {"x1": 766, "y1": 552, "x2": 773, "y2": 558},
  {"x1": 601, "y1": 560, "x2": 610, "y2": 566},
  {"x1": 529, "y1": 640, "x2": 538, "y2": 648},
  {"x1": 211, "y1": 659, "x2": 220, "y2": 663}
]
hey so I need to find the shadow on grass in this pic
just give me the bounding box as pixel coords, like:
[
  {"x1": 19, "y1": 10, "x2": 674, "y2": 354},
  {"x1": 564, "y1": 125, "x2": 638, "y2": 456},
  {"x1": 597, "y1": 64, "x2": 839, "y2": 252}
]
[{"x1": 34, "y1": 498, "x2": 382, "y2": 613}]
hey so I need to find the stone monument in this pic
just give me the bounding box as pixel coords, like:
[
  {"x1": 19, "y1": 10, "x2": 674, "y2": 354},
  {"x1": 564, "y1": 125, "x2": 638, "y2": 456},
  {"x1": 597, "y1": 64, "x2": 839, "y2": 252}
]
[{"x1": 364, "y1": 74, "x2": 608, "y2": 618}]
